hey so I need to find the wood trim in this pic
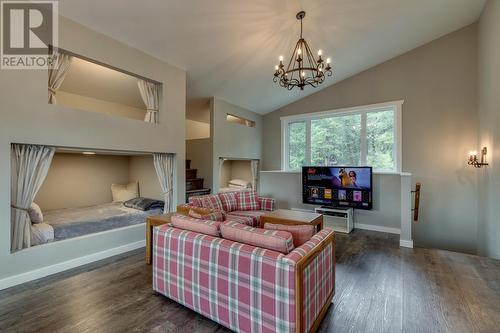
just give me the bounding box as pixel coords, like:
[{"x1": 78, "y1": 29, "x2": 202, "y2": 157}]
[
  {"x1": 295, "y1": 232, "x2": 335, "y2": 333},
  {"x1": 146, "y1": 214, "x2": 174, "y2": 264}
]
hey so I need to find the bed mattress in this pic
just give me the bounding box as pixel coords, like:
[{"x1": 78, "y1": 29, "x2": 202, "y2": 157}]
[{"x1": 44, "y1": 202, "x2": 162, "y2": 241}]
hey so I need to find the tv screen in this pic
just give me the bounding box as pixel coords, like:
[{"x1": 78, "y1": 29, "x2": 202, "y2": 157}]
[{"x1": 302, "y1": 166, "x2": 372, "y2": 209}]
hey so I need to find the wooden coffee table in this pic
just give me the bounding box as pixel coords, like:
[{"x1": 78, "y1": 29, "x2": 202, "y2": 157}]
[
  {"x1": 146, "y1": 213, "x2": 175, "y2": 265},
  {"x1": 260, "y1": 209, "x2": 323, "y2": 231}
]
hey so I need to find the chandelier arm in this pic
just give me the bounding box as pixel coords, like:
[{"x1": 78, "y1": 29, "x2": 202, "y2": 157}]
[{"x1": 303, "y1": 38, "x2": 317, "y2": 79}]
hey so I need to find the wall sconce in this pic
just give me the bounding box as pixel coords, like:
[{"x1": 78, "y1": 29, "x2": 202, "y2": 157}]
[{"x1": 468, "y1": 147, "x2": 488, "y2": 168}]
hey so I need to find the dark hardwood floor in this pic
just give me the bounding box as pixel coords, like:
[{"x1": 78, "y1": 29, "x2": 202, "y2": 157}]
[{"x1": 1, "y1": 229, "x2": 500, "y2": 333}]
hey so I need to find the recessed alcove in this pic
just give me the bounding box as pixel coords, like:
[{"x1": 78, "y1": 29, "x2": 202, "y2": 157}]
[{"x1": 49, "y1": 50, "x2": 162, "y2": 122}]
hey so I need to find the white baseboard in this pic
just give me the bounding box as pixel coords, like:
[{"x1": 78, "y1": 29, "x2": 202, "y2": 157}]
[
  {"x1": 354, "y1": 223, "x2": 401, "y2": 235},
  {"x1": 0, "y1": 240, "x2": 145, "y2": 291},
  {"x1": 399, "y1": 239, "x2": 414, "y2": 248}
]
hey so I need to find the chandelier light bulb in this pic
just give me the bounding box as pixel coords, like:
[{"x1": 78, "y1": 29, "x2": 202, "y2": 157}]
[
  {"x1": 297, "y1": 48, "x2": 302, "y2": 55},
  {"x1": 301, "y1": 71, "x2": 305, "y2": 77},
  {"x1": 326, "y1": 58, "x2": 331, "y2": 64},
  {"x1": 279, "y1": 55, "x2": 284, "y2": 62},
  {"x1": 318, "y1": 50, "x2": 322, "y2": 56},
  {"x1": 275, "y1": 65, "x2": 279, "y2": 71}
]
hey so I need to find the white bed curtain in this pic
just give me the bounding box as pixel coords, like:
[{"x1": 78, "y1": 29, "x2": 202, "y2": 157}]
[
  {"x1": 48, "y1": 50, "x2": 72, "y2": 104},
  {"x1": 250, "y1": 160, "x2": 259, "y2": 191},
  {"x1": 153, "y1": 153, "x2": 174, "y2": 213},
  {"x1": 138, "y1": 79, "x2": 160, "y2": 123},
  {"x1": 11, "y1": 144, "x2": 55, "y2": 251}
]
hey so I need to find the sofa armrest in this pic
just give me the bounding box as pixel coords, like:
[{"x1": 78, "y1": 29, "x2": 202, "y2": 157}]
[
  {"x1": 259, "y1": 197, "x2": 276, "y2": 211},
  {"x1": 282, "y1": 229, "x2": 335, "y2": 333}
]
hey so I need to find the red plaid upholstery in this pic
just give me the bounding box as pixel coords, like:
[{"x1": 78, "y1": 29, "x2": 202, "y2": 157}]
[
  {"x1": 153, "y1": 225, "x2": 335, "y2": 333},
  {"x1": 225, "y1": 214, "x2": 257, "y2": 227},
  {"x1": 236, "y1": 190, "x2": 261, "y2": 211},
  {"x1": 198, "y1": 195, "x2": 225, "y2": 211},
  {"x1": 227, "y1": 210, "x2": 267, "y2": 226},
  {"x1": 258, "y1": 197, "x2": 275, "y2": 211},
  {"x1": 171, "y1": 214, "x2": 221, "y2": 237},
  {"x1": 188, "y1": 209, "x2": 225, "y2": 222},
  {"x1": 218, "y1": 191, "x2": 238, "y2": 212},
  {"x1": 264, "y1": 223, "x2": 314, "y2": 247},
  {"x1": 188, "y1": 197, "x2": 204, "y2": 207},
  {"x1": 221, "y1": 221, "x2": 295, "y2": 254}
]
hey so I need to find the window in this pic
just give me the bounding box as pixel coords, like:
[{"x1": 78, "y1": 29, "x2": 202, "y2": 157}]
[{"x1": 282, "y1": 101, "x2": 402, "y2": 172}]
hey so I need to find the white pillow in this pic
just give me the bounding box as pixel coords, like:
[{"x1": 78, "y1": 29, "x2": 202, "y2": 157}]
[
  {"x1": 228, "y1": 179, "x2": 251, "y2": 188},
  {"x1": 28, "y1": 202, "x2": 43, "y2": 224},
  {"x1": 111, "y1": 182, "x2": 139, "y2": 202}
]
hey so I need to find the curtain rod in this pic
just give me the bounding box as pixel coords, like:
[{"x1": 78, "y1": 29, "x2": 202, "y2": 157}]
[{"x1": 11, "y1": 143, "x2": 174, "y2": 156}]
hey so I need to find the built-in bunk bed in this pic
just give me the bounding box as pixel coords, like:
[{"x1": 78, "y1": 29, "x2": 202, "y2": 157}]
[
  {"x1": 32, "y1": 198, "x2": 163, "y2": 245},
  {"x1": 9, "y1": 48, "x2": 174, "y2": 252}
]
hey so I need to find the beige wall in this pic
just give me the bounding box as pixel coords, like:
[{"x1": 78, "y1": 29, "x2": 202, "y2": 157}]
[
  {"x1": 129, "y1": 155, "x2": 163, "y2": 200},
  {"x1": 35, "y1": 153, "x2": 130, "y2": 211},
  {"x1": 57, "y1": 91, "x2": 146, "y2": 121},
  {"x1": 0, "y1": 14, "x2": 185, "y2": 282},
  {"x1": 219, "y1": 160, "x2": 252, "y2": 188},
  {"x1": 262, "y1": 25, "x2": 479, "y2": 254},
  {"x1": 186, "y1": 119, "x2": 210, "y2": 140},
  {"x1": 211, "y1": 97, "x2": 263, "y2": 193},
  {"x1": 478, "y1": 0, "x2": 500, "y2": 259}
]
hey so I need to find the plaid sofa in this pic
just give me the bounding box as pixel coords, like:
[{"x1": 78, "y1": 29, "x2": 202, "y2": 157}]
[
  {"x1": 179, "y1": 192, "x2": 276, "y2": 227},
  {"x1": 153, "y1": 225, "x2": 335, "y2": 333}
]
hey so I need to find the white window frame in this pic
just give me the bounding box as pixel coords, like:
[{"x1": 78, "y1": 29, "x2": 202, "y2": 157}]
[{"x1": 281, "y1": 100, "x2": 403, "y2": 172}]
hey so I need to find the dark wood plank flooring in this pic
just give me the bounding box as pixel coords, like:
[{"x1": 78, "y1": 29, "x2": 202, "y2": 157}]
[{"x1": 1, "y1": 229, "x2": 500, "y2": 333}]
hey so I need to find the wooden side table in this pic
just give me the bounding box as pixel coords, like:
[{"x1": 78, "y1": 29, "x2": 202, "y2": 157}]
[
  {"x1": 260, "y1": 209, "x2": 323, "y2": 231},
  {"x1": 146, "y1": 213, "x2": 175, "y2": 265}
]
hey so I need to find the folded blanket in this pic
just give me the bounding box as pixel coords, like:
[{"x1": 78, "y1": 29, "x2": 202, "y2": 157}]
[{"x1": 123, "y1": 197, "x2": 164, "y2": 211}]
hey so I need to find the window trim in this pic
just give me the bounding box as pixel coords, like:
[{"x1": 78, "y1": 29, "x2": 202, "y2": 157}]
[{"x1": 281, "y1": 100, "x2": 404, "y2": 172}]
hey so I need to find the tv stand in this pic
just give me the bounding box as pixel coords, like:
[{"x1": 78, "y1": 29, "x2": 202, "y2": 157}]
[{"x1": 315, "y1": 206, "x2": 353, "y2": 234}]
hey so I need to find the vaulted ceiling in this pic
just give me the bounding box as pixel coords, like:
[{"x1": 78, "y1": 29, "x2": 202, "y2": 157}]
[{"x1": 59, "y1": 0, "x2": 486, "y2": 114}]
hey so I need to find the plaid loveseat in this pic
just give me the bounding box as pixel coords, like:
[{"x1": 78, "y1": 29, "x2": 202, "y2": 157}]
[
  {"x1": 153, "y1": 225, "x2": 335, "y2": 333},
  {"x1": 179, "y1": 192, "x2": 276, "y2": 227}
]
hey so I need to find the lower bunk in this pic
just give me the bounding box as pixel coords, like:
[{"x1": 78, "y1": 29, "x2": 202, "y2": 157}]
[{"x1": 31, "y1": 201, "x2": 163, "y2": 245}]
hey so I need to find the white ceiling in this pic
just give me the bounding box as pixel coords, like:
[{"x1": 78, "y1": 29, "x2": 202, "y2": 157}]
[{"x1": 59, "y1": 0, "x2": 486, "y2": 114}]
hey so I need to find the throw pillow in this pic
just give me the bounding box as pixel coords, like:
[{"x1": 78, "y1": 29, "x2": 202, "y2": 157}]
[
  {"x1": 220, "y1": 221, "x2": 294, "y2": 254},
  {"x1": 199, "y1": 195, "x2": 225, "y2": 211},
  {"x1": 218, "y1": 191, "x2": 238, "y2": 212},
  {"x1": 264, "y1": 223, "x2": 314, "y2": 247},
  {"x1": 28, "y1": 202, "x2": 43, "y2": 224},
  {"x1": 236, "y1": 190, "x2": 261, "y2": 211},
  {"x1": 188, "y1": 209, "x2": 225, "y2": 222},
  {"x1": 171, "y1": 214, "x2": 221, "y2": 237},
  {"x1": 111, "y1": 182, "x2": 139, "y2": 202}
]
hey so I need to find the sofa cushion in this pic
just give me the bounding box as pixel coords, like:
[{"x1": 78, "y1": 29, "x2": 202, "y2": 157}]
[
  {"x1": 171, "y1": 214, "x2": 221, "y2": 237},
  {"x1": 220, "y1": 221, "x2": 294, "y2": 254},
  {"x1": 218, "y1": 191, "x2": 238, "y2": 212},
  {"x1": 188, "y1": 196, "x2": 204, "y2": 207},
  {"x1": 199, "y1": 195, "x2": 225, "y2": 211},
  {"x1": 188, "y1": 209, "x2": 225, "y2": 222},
  {"x1": 229, "y1": 210, "x2": 268, "y2": 226},
  {"x1": 264, "y1": 223, "x2": 315, "y2": 247},
  {"x1": 225, "y1": 214, "x2": 257, "y2": 227},
  {"x1": 236, "y1": 190, "x2": 261, "y2": 211}
]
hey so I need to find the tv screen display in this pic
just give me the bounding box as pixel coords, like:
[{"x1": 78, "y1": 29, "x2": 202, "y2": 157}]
[{"x1": 302, "y1": 166, "x2": 372, "y2": 209}]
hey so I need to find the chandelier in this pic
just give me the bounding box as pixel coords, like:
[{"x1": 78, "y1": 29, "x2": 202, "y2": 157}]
[{"x1": 274, "y1": 11, "x2": 332, "y2": 91}]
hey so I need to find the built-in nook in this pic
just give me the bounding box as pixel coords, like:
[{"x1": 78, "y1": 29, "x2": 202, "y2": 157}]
[
  {"x1": 219, "y1": 158, "x2": 259, "y2": 192},
  {"x1": 49, "y1": 49, "x2": 162, "y2": 122},
  {"x1": 13, "y1": 147, "x2": 167, "y2": 249}
]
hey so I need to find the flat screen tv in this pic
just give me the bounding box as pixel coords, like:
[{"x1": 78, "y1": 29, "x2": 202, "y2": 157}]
[{"x1": 302, "y1": 166, "x2": 372, "y2": 210}]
